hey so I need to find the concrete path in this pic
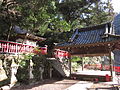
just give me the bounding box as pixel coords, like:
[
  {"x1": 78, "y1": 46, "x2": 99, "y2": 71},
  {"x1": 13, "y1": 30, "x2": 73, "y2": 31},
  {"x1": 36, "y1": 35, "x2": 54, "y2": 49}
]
[
  {"x1": 65, "y1": 81, "x2": 93, "y2": 90},
  {"x1": 10, "y1": 79, "x2": 79, "y2": 90}
]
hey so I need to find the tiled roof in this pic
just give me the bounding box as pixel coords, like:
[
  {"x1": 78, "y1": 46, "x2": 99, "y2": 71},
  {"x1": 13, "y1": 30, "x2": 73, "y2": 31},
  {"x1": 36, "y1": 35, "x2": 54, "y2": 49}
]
[
  {"x1": 113, "y1": 14, "x2": 120, "y2": 35},
  {"x1": 56, "y1": 14, "x2": 120, "y2": 48},
  {"x1": 14, "y1": 26, "x2": 46, "y2": 41},
  {"x1": 14, "y1": 26, "x2": 27, "y2": 34}
]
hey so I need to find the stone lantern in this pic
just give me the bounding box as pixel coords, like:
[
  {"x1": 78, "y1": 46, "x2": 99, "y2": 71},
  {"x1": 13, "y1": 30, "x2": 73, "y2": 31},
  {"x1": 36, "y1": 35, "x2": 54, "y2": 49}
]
[
  {"x1": 29, "y1": 59, "x2": 34, "y2": 79},
  {"x1": 10, "y1": 59, "x2": 19, "y2": 87},
  {"x1": 39, "y1": 64, "x2": 44, "y2": 80}
]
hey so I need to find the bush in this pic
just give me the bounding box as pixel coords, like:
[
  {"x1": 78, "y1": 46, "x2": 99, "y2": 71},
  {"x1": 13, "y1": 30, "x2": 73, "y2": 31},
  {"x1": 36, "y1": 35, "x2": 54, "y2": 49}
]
[{"x1": 16, "y1": 60, "x2": 29, "y2": 84}]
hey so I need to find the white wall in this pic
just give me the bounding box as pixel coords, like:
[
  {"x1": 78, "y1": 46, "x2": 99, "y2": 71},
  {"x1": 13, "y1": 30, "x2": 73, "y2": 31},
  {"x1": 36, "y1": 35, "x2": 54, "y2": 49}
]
[{"x1": 16, "y1": 38, "x2": 37, "y2": 46}]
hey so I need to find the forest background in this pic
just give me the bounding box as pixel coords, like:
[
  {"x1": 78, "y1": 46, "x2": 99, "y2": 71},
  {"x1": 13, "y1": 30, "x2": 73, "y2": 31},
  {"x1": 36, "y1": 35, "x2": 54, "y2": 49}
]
[{"x1": 0, "y1": 0, "x2": 115, "y2": 47}]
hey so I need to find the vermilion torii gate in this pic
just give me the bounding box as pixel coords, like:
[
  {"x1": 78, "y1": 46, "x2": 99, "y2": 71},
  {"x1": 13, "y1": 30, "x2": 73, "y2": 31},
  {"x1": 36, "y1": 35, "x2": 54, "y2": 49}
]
[{"x1": 55, "y1": 14, "x2": 120, "y2": 81}]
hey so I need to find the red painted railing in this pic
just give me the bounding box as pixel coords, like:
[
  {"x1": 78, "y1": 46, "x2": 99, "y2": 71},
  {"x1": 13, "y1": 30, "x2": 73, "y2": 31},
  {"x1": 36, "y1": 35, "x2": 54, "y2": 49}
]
[
  {"x1": 54, "y1": 49, "x2": 71, "y2": 59},
  {"x1": 0, "y1": 40, "x2": 47, "y2": 54},
  {"x1": 0, "y1": 40, "x2": 35, "y2": 54}
]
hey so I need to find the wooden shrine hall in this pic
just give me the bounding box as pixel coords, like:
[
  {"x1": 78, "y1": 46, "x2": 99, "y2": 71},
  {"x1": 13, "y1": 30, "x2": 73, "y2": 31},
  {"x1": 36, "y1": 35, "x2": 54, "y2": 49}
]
[{"x1": 55, "y1": 14, "x2": 120, "y2": 81}]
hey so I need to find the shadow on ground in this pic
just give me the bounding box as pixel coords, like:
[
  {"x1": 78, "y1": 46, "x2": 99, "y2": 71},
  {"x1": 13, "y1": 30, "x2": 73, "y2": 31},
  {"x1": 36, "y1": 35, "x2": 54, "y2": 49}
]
[{"x1": 11, "y1": 78, "x2": 79, "y2": 90}]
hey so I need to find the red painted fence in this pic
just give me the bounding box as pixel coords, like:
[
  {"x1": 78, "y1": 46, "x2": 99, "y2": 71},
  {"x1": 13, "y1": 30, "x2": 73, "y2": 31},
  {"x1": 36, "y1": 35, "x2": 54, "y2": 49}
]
[
  {"x1": 54, "y1": 49, "x2": 71, "y2": 59},
  {"x1": 114, "y1": 65, "x2": 120, "y2": 75},
  {"x1": 84, "y1": 64, "x2": 120, "y2": 74},
  {"x1": 0, "y1": 40, "x2": 47, "y2": 55}
]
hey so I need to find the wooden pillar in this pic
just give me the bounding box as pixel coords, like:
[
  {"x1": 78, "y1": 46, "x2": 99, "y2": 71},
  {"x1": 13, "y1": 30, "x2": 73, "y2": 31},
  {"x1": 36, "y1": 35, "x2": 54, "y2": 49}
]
[
  {"x1": 69, "y1": 58, "x2": 72, "y2": 76},
  {"x1": 109, "y1": 48, "x2": 113, "y2": 80},
  {"x1": 81, "y1": 57, "x2": 84, "y2": 71}
]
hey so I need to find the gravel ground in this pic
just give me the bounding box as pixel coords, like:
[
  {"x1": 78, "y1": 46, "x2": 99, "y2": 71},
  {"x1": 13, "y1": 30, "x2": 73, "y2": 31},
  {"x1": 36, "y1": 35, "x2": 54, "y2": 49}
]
[{"x1": 11, "y1": 79, "x2": 79, "y2": 90}]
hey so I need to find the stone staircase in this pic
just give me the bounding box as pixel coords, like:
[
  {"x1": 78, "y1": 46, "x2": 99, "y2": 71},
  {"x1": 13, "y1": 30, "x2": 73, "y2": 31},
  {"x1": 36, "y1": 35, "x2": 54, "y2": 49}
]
[{"x1": 49, "y1": 58, "x2": 70, "y2": 77}]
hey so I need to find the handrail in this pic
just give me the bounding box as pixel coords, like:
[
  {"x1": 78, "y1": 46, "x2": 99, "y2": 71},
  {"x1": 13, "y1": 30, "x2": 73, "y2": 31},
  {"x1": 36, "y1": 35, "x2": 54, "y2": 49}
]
[
  {"x1": 0, "y1": 40, "x2": 35, "y2": 47},
  {"x1": 0, "y1": 40, "x2": 47, "y2": 55},
  {"x1": 0, "y1": 40, "x2": 35, "y2": 54}
]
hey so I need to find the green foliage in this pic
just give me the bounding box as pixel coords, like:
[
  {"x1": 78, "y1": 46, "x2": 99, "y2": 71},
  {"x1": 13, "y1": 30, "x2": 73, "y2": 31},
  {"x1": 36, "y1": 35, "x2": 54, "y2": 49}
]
[
  {"x1": 14, "y1": 0, "x2": 71, "y2": 36},
  {"x1": 22, "y1": 54, "x2": 34, "y2": 60},
  {"x1": 17, "y1": 60, "x2": 29, "y2": 84},
  {"x1": 0, "y1": 0, "x2": 115, "y2": 51},
  {"x1": 58, "y1": 0, "x2": 114, "y2": 28},
  {"x1": 19, "y1": 60, "x2": 29, "y2": 68},
  {"x1": 71, "y1": 62, "x2": 78, "y2": 72},
  {"x1": 41, "y1": 0, "x2": 114, "y2": 45},
  {"x1": 0, "y1": 0, "x2": 116, "y2": 84},
  {"x1": 32, "y1": 55, "x2": 50, "y2": 80},
  {"x1": 16, "y1": 54, "x2": 34, "y2": 84},
  {"x1": 70, "y1": 19, "x2": 84, "y2": 29},
  {"x1": 71, "y1": 56, "x2": 82, "y2": 62}
]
